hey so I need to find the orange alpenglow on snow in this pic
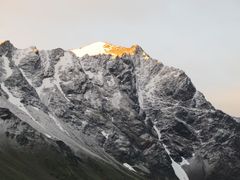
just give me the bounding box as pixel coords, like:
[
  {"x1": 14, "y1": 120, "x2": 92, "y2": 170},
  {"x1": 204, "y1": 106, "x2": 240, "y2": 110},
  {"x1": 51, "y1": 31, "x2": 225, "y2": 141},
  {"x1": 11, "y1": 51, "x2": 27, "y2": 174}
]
[
  {"x1": 103, "y1": 43, "x2": 138, "y2": 57},
  {"x1": 70, "y1": 42, "x2": 140, "y2": 58}
]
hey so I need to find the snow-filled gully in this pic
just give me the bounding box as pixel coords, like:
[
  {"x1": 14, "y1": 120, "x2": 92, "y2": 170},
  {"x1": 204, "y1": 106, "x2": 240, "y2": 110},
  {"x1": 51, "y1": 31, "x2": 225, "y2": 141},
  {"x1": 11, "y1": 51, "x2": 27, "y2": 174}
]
[
  {"x1": 0, "y1": 83, "x2": 45, "y2": 130},
  {"x1": 153, "y1": 125, "x2": 189, "y2": 180}
]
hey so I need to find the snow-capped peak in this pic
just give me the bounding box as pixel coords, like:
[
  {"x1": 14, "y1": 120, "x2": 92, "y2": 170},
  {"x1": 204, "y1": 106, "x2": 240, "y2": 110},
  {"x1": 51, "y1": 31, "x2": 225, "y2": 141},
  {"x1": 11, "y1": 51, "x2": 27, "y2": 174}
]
[
  {"x1": 71, "y1": 42, "x2": 106, "y2": 58},
  {"x1": 71, "y1": 42, "x2": 139, "y2": 58}
]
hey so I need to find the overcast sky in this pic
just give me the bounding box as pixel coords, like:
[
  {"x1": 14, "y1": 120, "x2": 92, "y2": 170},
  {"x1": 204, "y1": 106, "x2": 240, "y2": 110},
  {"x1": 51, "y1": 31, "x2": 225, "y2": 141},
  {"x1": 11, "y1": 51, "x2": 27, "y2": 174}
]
[{"x1": 0, "y1": 0, "x2": 239, "y2": 116}]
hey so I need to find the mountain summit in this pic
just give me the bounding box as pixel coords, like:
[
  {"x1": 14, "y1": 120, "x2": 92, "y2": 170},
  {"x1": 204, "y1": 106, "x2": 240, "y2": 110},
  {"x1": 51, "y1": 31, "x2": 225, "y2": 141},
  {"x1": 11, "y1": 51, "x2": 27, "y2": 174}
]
[
  {"x1": 0, "y1": 41, "x2": 239, "y2": 180},
  {"x1": 71, "y1": 42, "x2": 143, "y2": 58}
]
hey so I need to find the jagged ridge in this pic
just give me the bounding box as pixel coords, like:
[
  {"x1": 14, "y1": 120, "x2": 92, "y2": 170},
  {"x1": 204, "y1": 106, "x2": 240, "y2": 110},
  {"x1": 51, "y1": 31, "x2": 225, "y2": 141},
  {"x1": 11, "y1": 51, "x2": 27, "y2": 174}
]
[{"x1": 0, "y1": 41, "x2": 239, "y2": 180}]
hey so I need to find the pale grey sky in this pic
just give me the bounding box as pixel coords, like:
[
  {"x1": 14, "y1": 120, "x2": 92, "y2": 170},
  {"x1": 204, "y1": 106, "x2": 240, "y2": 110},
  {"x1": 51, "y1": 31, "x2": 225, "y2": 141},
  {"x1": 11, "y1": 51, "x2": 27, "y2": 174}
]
[{"x1": 0, "y1": 0, "x2": 239, "y2": 116}]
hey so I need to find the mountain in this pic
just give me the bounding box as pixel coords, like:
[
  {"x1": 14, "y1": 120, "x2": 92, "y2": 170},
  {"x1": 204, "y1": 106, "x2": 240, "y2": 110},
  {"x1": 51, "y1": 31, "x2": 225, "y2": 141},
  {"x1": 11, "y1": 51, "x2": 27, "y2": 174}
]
[{"x1": 0, "y1": 40, "x2": 239, "y2": 180}]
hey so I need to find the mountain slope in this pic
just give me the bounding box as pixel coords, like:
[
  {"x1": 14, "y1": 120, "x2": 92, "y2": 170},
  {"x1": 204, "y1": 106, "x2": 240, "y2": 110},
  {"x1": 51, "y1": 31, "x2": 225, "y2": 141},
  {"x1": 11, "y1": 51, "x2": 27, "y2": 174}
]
[{"x1": 0, "y1": 40, "x2": 239, "y2": 180}]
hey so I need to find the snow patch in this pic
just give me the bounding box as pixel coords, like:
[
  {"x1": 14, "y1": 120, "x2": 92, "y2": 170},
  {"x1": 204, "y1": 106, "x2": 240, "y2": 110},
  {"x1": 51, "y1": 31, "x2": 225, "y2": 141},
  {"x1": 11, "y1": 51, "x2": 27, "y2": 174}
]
[
  {"x1": 81, "y1": 121, "x2": 88, "y2": 128},
  {"x1": 180, "y1": 157, "x2": 190, "y2": 166},
  {"x1": 1, "y1": 83, "x2": 43, "y2": 128},
  {"x1": 53, "y1": 52, "x2": 72, "y2": 102},
  {"x1": 123, "y1": 163, "x2": 136, "y2": 172},
  {"x1": 71, "y1": 42, "x2": 106, "y2": 58},
  {"x1": 111, "y1": 91, "x2": 122, "y2": 109},
  {"x1": 142, "y1": 52, "x2": 150, "y2": 60},
  {"x1": 1, "y1": 83, "x2": 32, "y2": 118},
  {"x1": 85, "y1": 71, "x2": 94, "y2": 79},
  {"x1": 36, "y1": 53, "x2": 72, "y2": 102},
  {"x1": 137, "y1": 89, "x2": 144, "y2": 108},
  {"x1": 40, "y1": 50, "x2": 51, "y2": 75},
  {"x1": 31, "y1": 106, "x2": 40, "y2": 111},
  {"x1": 1, "y1": 55, "x2": 13, "y2": 79},
  {"x1": 45, "y1": 134, "x2": 52, "y2": 138},
  {"x1": 37, "y1": 78, "x2": 54, "y2": 93},
  {"x1": 49, "y1": 114, "x2": 70, "y2": 135},
  {"x1": 35, "y1": 77, "x2": 55, "y2": 104},
  {"x1": 153, "y1": 125, "x2": 189, "y2": 180},
  {"x1": 12, "y1": 48, "x2": 33, "y2": 66},
  {"x1": 101, "y1": 130, "x2": 109, "y2": 139}
]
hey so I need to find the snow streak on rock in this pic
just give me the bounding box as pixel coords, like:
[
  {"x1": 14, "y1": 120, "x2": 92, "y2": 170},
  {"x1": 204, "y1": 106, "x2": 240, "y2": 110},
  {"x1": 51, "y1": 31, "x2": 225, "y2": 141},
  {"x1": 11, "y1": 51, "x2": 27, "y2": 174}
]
[
  {"x1": 153, "y1": 125, "x2": 189, "y2": 180},
  {"x1": 123, "y1": 163, "x2": 136, "y2": 172},
  {"x1": 0, "y1": 83, "x2": 43, "y2": 129},
  {"x1": 53, "y1": 52, "x2": 72, "y2": 102},
  {"x1": 49, "y1": 113, "x2": 70, "y2": 135},
  {"x1": 1, "y1": 55, "x2": 13, "y2": 79}
]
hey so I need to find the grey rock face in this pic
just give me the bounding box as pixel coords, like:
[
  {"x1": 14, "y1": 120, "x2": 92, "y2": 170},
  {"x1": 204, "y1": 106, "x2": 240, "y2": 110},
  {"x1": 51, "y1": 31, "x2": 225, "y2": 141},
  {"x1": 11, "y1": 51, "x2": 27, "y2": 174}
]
[{"x1": 0, "y1": 41, "x2": 239, "y2": 180}]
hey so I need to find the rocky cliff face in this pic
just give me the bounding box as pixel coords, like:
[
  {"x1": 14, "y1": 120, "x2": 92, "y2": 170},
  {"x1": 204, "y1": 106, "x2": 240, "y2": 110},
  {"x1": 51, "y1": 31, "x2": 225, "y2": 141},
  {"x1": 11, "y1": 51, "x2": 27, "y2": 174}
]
[{"x1": 0, "y1": 40, "x2": 239, "y2": 180}]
